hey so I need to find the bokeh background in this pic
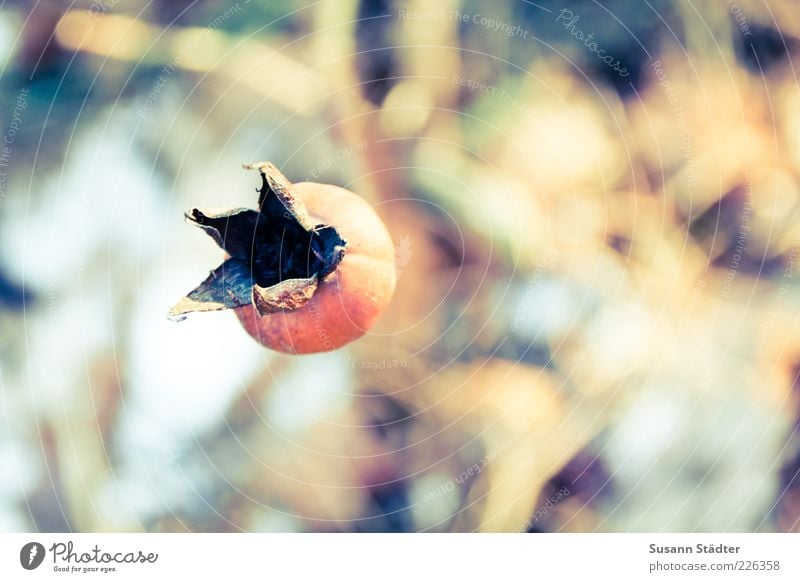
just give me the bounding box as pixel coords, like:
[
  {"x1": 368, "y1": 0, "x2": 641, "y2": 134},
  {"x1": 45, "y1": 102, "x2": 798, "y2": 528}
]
[{"x1": 1, "y1": 0, "x2": 800, "y2": 533}]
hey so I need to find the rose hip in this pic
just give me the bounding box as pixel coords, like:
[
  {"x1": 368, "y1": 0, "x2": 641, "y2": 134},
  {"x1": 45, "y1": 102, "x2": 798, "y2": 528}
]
[{"x1": 169, "y1": 162, "x2": 396, "y2": 354}]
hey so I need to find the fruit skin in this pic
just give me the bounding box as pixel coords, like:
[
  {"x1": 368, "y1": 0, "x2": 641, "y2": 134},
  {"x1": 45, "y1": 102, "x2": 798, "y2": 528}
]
[{"x1": 235, "y1": 182, "x2": 396, "y2": 354}]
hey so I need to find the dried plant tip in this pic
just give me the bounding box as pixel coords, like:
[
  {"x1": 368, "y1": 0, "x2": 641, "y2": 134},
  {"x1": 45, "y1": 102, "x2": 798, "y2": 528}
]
[
  {"x1": 169, "y1": 162, "x2": 347, "y2": 321},
  {"x1": 167, "y1": 258, "x2": 254, "y2": 321},
  {"x1": 243, "y1": 161, "x2": 313, "y2": 230},
  {"x1": 252, "y1": 274, "x2": 318, "y2": 315}
]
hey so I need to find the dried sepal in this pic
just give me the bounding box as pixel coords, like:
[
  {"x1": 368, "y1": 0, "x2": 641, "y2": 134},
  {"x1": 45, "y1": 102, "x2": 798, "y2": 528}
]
[
  {"x1": 312, "y1": 225, "x2": 347, "y2": 277},
  {"x1": 168, "y1": 161, "x2": 348, "y2": 321},
  {"x1": 243, "y1": 161, "x2": 314, "y2": 230},
  {"x1": 168, "y1": 258, "x2": 254, "y2": 321},
  {"x1": 252, "y1": 274, "x2": 318, "y2": 315},
  {"x1": 185, "y1": 208, "x2": 261, "y2": 258}
]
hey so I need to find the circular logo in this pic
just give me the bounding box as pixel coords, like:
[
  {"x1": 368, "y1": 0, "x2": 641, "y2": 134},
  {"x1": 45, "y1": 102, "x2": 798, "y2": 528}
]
[{"x1": 20, "y1": 542, "x2": 45, "y2": 570}]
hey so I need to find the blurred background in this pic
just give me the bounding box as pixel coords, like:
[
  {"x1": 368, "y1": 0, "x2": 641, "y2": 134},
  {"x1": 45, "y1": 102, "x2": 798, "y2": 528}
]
[{"x1": 1, "y1": 0, "x2": 800, "y2": 533}]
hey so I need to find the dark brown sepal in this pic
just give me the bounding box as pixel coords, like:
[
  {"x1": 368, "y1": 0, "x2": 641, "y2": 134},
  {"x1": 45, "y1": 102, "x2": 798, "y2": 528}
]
[
  {"x1": 243, "y1": 161, "x2": 314, "y2": 230},
  {"x1": 168, "y1": 258, "x2": 254, "y2": 321}
]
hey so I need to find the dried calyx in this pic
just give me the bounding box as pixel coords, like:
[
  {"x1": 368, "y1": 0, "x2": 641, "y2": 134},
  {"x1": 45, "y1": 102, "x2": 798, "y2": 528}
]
[{"x1": 168, "y1": 162, "x2": 347, "y2": 321}]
